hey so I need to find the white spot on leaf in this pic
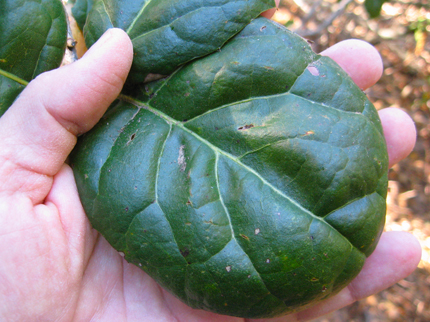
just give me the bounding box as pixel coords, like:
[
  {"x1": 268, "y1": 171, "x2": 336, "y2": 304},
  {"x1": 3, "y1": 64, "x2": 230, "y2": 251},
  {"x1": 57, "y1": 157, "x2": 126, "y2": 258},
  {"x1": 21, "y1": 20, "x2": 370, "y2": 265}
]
[
  {"x1": 307, "y1": 66, "x2": 320, "y2": 76},
  {"x1": 178, "y1": 145, "x2": 186, "y2": 172}
]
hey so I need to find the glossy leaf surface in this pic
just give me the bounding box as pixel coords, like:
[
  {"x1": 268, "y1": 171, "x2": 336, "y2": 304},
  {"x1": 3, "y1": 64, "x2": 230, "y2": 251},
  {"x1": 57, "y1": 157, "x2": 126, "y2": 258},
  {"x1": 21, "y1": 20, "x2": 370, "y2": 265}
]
[
  {"x1": 0, "y1": 0, "x2": 67, "y2": 117},
  {"x1": 72, "y1": 0, "x2": 96, "y2": 31},
  {"x1": 80, "y1": 0, "x2": 275, "y2": 83},
  {"x1": 71, "y1": 18, "x2": 388, "y2": 318}
]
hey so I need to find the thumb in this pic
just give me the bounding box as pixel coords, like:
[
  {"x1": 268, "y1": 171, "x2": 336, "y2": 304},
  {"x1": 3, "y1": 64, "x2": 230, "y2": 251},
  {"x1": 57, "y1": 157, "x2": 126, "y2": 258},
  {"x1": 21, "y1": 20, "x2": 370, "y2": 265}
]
[{"x1": 0, "y1": 28, "x2": 133, "y2": 201}]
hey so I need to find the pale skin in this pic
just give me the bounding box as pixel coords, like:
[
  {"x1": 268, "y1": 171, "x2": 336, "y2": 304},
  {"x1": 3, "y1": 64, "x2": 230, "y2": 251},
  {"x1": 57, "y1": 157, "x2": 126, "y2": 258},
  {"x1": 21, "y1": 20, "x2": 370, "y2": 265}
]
[{"x1": 0, "y1": 6, "x2": 421, "y2": 322}]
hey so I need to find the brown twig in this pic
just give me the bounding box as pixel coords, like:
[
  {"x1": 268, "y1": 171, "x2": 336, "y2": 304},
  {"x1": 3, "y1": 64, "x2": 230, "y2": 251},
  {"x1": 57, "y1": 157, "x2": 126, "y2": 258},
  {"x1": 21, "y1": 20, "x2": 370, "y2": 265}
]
[{"x1": 296, "y1": 0, "x2": 355, "y2": 38}]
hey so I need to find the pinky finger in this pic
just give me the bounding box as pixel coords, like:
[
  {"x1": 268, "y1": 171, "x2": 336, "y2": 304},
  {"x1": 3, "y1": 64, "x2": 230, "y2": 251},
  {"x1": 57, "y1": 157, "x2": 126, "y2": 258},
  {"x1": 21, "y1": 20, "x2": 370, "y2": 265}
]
[{"x1": 379, "y1": 107, "x2": 417, "y2": 168}]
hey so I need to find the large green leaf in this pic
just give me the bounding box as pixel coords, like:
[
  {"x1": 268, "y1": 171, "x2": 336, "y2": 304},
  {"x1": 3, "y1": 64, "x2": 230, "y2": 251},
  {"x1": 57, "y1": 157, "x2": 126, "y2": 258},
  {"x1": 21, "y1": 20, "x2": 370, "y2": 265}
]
[
  {"x1": 70, "y1": 18, "x2": 388, "y2": 318},
  {"x1": 79, "y1": 0, "x2": 275, "y2": 83},
  {"x1": 0, "y1": 0, "x2": 68, "y2": 117}
]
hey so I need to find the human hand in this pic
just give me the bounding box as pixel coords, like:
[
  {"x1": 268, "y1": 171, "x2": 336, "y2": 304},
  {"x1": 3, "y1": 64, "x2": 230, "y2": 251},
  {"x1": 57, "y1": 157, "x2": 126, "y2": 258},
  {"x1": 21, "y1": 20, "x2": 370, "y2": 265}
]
[{"x1": 0, "y1": 23, "x2": 420, "y2": 322}]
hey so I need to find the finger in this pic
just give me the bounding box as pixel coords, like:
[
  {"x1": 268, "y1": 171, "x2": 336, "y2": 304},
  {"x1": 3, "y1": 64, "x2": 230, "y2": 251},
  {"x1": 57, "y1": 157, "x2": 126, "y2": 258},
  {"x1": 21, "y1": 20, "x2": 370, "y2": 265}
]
[
  {"x1": 321, "y1": 39, "x2": 383, "y2": 90},
  {"x1": 0, "y1": 28, "x2": 133, "y2": 200},
  {"x1": 379, "y1": 107, "x2": 417, "y2": 168},
  {"x1": 261, "y1": 0, "x2": 280, "y2": 19},
  {"x1": 43, "y1": 164, "x2": 96, "y2": 267}
]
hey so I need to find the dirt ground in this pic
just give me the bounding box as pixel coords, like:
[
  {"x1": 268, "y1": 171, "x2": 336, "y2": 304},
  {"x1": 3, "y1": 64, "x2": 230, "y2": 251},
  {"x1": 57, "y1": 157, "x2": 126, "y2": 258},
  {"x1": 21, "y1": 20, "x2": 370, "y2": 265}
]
[{"x1": 273, "y1": 0, "x2": 430, "y2": 321}]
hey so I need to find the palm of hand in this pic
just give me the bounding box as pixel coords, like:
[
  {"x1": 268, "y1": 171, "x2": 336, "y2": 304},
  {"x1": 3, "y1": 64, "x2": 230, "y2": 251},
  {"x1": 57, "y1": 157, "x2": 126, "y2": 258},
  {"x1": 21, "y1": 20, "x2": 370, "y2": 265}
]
[{"x1": 0, "y1": 28, "x2": 420, "y2": 322}]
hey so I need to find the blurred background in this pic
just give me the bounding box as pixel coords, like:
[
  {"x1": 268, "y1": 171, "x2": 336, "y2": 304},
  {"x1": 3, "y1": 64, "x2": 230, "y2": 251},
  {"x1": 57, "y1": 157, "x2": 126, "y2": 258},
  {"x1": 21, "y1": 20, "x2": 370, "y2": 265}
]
[{"x1": 272, "y1": 0, "x2": 430, "y2": 321}]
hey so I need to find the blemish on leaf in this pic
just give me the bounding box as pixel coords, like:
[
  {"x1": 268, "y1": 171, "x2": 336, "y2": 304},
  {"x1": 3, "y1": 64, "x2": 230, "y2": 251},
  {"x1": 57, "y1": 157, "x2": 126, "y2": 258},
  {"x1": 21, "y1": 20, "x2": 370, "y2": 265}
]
[
  {"x1": 240, "y1": 234, "x2": 250, "y2": 241},
  {"x1": 184, "y1": 92, "x2": 190, "y2": 97},
  {"x1": 264, "y1": 66, "x2": 274, "y2": 70},
  {"x1": 260, "y1": 25, "x2": 267, "y2": 31},
  {"x1": 322, "y1": 286, "x2": 327, "y2": 292},
  {"x1": 307, "y1": 66, "x2": 320, "y2": 76},
  {"x1": 226, "y1": 266, "x2": 232, "y2": 272},
  {"x1": 178, "y1": 145, "x2": 186, "y2": 171},
  {"x1": 255, "y1": 228, "x2": 261, "y2": 235},
  {"x1": 180, "y1": 248, "x2": 190, "y2": 257},
  {"x1": 311, "y1": 277, "x2": 319, "y2": 282},
  {"x1": 238, "y1": 124, "x2": 254, "y2": 130},
  {"x1": 304, "y1": 130, "x2": 315, "y2": 136},
  {"x1": 266, "y1": 259, "x2": 271, "y2": 264}
]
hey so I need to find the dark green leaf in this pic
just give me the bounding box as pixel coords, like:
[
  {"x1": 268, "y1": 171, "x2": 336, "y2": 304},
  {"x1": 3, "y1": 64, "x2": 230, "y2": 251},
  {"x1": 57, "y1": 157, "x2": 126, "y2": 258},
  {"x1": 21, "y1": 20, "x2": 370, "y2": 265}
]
[
  {"x1": 365, "y1": 0, "x2": 387, "y2": 18},
  {"x1": 80, "y1": 0, "x2": 276, "y2": 83},
  {"x1": 72, "y1": 0, "x2": 96, "y2": 31},
  {"x1": 0, "y1": 0, "x2": 67, "y2": 117},
  {"x1": 71, "y1": 18, "x2": 388, "y2": 318}
]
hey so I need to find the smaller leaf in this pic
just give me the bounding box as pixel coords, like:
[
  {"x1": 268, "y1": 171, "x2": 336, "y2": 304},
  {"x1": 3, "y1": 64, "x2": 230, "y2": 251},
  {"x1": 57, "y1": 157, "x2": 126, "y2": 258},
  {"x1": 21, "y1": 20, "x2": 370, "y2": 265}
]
[
  {"x1": 364, "y1": 0, "x2": 387, "y2": 18},
  {"x1": 72, "y1": 0, "x2": 96, "y2": 31},
  {"x1": 0, "y1": 0, "x2": 68, "y2": 117},
  {"x1": 81, "y1": 0, "x2": 276, "y2": 83}
]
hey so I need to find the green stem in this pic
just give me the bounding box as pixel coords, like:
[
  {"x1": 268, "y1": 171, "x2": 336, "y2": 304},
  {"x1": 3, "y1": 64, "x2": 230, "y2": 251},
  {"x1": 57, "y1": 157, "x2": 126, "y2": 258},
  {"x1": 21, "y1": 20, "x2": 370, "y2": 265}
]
[{"x1": 0, "y1": 68, "x2": 29, "y2": 86}]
